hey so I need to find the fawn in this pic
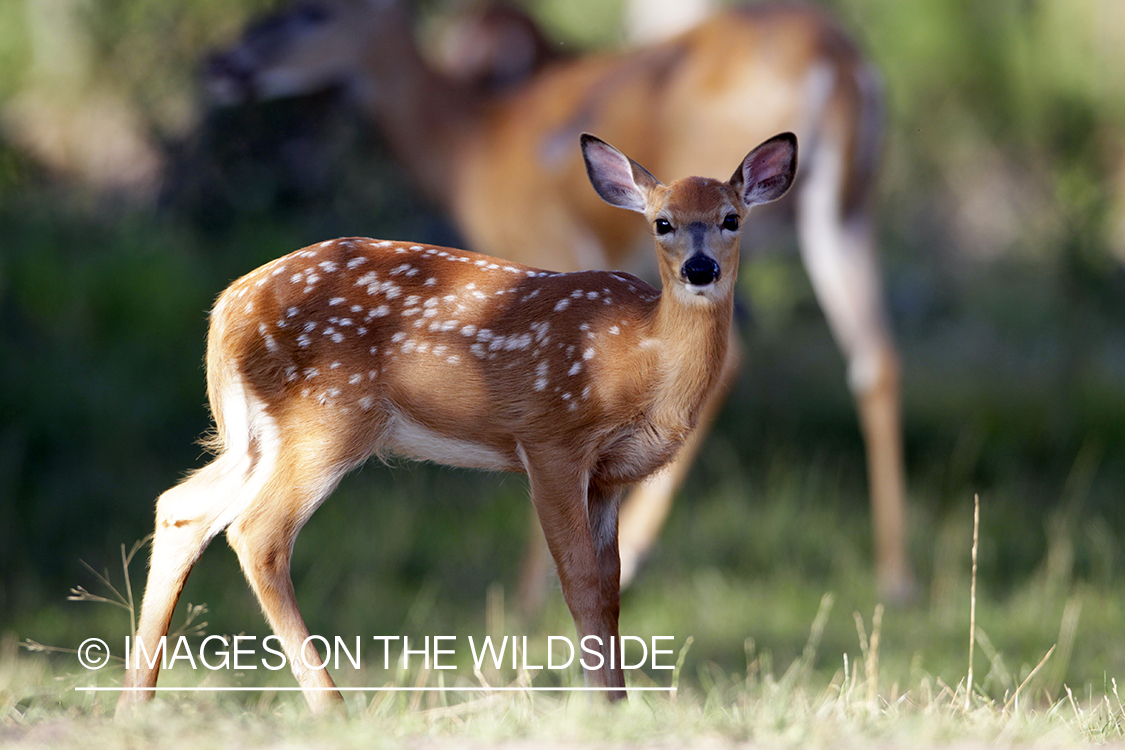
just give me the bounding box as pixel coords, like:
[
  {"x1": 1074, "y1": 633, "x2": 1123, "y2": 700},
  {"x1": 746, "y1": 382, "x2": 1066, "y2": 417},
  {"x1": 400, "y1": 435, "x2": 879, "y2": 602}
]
[
  {"x1": 118, "y1": 132, "x2": 797, "y2": 713},
  {"x1": 205, "y1": 1, "x2": 910, "y2": 604}
]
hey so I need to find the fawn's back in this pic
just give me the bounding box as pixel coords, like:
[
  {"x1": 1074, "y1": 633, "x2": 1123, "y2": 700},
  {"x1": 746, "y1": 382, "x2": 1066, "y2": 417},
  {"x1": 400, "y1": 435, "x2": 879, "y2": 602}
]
[{"x1": 210, "y1": 237, "x2": 671, "y2": 476}]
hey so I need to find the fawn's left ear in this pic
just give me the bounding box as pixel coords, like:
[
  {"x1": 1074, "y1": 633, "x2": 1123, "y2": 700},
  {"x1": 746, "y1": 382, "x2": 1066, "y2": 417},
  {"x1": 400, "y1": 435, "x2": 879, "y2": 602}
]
[
  {"x1": 581, "y1": 133, "x2": 662, "y2": 214},
  {"x1": 731, "y1": 132, "x2": 798, "y2": 208}
]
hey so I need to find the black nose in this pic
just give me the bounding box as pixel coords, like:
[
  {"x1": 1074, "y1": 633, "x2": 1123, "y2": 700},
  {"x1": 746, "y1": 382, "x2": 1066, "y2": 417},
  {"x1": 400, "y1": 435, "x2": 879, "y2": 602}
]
[{"x1": 681, "y1": 254, "x2": 721, "y2": 286}]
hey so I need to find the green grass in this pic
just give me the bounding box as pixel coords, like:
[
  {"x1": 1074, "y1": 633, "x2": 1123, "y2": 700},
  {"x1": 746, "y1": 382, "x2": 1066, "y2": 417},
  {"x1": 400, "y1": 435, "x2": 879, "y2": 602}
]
[
  {"x1": 7, "y1": 567, "x2": 1125, "y2": 748},
  {"x1": 7, "y1": 471, "x2": 1125, "y2": 747}
]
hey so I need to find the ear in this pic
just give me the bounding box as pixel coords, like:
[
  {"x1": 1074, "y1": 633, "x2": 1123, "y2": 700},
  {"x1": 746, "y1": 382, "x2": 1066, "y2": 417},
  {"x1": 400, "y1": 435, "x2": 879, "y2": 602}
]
[
  {"x1": 731, "y1": 132, "x2": 798, "y2": 208},
  {"x1": 580, "y1": 133, "x2": 661, "y2": 214}
]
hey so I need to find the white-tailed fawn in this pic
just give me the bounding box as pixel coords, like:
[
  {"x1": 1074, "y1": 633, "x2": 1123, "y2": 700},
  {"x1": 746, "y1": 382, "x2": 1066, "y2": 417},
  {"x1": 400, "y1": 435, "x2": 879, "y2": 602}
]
[
  {"x1": 118, "y1": 132, "x2": 797, "y2": 714},
  {"x1": 206, "y1": 1, "x2": 911, "y2": 605}
]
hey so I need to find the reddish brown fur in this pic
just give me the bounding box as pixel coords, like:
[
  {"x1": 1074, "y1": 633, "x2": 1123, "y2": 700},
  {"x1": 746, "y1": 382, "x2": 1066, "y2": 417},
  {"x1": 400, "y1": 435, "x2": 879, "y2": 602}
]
[{"x1": 214, "y1": 239, "x2": 677, "y2": 478}]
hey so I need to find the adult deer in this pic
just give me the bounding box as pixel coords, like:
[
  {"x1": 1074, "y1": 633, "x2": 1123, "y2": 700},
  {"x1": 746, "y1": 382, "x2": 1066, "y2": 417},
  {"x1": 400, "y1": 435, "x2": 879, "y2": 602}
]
[
  {"x1": 206, "y1": 1, "x2": 911, "y2": 602},
  {"x1": 118, "y1": 133, "x2": 798, "y2": 713}
]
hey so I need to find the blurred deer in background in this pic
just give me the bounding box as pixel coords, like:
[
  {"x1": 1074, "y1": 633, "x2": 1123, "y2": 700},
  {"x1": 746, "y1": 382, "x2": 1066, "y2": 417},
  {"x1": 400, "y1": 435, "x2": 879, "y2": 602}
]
[
  {"x1": 205, "y1": 0, "x2": 913, "y2": 603},
  {"x1": 118, "y1": 132, "x2": 798, "y2": 713}
]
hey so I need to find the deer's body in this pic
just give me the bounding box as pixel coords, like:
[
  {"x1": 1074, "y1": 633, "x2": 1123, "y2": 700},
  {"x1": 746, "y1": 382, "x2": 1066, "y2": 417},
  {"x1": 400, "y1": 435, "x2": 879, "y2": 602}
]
[
  {"x1": 206, "y1": 1, "x2": 910, "y2": 601},
  {"x1": 211, "y1": 239, "x2": 717, "y2": 483},
  {"x1": 119, "y1": 133, "x2": 797, "y2": 714}
]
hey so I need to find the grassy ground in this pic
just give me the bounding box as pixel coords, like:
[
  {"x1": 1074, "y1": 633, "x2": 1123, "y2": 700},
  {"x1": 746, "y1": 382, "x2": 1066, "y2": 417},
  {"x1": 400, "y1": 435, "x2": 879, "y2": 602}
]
[
  {"x1": 6, "y1": 470, "x2": 1125, "y2": 747},
  {"x1": 7, "y1": 578, "x2": 1125, "y2": 749}
]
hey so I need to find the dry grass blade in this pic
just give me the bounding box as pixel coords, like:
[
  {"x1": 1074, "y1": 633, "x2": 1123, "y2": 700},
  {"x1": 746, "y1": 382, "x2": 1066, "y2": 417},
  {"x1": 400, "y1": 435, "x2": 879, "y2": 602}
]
[
  {"x1": 867, "y1": 603, "x2": 883, "y2": 706},
  {"x1": 967, "y1": 493, "x2": 980, "y2": 710},
  {"x1": 1003, "y1": 644, "x2": 1055, "y2": 712}
]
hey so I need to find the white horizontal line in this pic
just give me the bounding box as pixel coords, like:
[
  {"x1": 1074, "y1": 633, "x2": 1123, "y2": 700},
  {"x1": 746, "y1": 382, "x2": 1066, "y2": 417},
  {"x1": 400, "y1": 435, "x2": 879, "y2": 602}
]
[{"x1": 78, "y1": 686, "x2": 675, "y2": 693}]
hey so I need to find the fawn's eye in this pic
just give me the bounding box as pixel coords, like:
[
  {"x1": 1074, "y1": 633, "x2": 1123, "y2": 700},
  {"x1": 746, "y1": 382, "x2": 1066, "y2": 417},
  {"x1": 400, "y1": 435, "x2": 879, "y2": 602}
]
[
  {"x1": 722, "y1": 214, "x2": 740, "y2": 231},
  {"x1": 654, "y1": 218, "x2": 673, "y2": 235}
]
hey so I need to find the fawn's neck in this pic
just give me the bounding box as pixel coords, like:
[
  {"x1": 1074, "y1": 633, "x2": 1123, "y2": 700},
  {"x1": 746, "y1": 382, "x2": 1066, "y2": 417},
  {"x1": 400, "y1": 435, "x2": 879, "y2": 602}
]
[{"x1": 640, "y1": 279, "x2": 735, "y2": 430}]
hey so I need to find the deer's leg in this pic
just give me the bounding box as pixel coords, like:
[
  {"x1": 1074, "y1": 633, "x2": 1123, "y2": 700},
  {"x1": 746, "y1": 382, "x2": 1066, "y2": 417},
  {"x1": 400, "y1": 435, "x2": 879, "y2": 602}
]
[
  {"x1": 119, "y1": 435, "x2": 277, "y2": 713},
  {"x1": 587, "y1": 477, "x2": 625, "y2": 656},
  {"x1": 520, "y1": 446, "x2": 625, "y2": 699},
  {"x1": 223, "y1": 435, "x2": 356, "y2": 715},
  {"x1": 795, "y1": 133, "x2": 913, "y2": 603},
  {"x1": 517, "y1": 331, "x2": 739, "y2": 611},
  {"x1": 513, "y1": 231, "x2": 630, "y2": 616}
]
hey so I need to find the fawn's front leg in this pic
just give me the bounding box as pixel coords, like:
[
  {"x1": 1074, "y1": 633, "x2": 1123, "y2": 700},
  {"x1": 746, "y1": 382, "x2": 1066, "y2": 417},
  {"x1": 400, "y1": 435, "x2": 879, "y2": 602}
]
[{"x1": 520, "y1": 446, "x2": 626, "y2": 699}]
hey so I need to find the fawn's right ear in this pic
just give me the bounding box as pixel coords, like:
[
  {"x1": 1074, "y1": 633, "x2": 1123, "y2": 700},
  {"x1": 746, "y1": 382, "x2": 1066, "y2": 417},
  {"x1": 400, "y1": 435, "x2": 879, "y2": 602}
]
[
  {"x1": 731, "y1": 132, "x2": 798, "y2": 208},
  {"x1": 581, "y1": 133, "x2": 662, "y2": 214}
]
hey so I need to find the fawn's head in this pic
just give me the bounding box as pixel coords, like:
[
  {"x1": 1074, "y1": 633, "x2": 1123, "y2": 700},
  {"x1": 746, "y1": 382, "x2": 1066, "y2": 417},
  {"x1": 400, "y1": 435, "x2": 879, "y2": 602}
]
[{"x1": 581, "y1": 132, "x2": 797, "y2": 304}]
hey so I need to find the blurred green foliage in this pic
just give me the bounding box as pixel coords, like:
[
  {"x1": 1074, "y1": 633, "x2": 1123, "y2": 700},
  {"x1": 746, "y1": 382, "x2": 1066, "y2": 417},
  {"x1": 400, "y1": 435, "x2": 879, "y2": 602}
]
[{"x1": 1, "y1": 0, "x2": 1124, "y2": 696}]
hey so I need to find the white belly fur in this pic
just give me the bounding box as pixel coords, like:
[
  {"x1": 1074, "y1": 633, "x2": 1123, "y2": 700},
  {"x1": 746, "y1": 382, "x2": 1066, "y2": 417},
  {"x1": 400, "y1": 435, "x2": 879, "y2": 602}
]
[{"x1": 386, "y1": 412, "x2": 514, "y2": 471}]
